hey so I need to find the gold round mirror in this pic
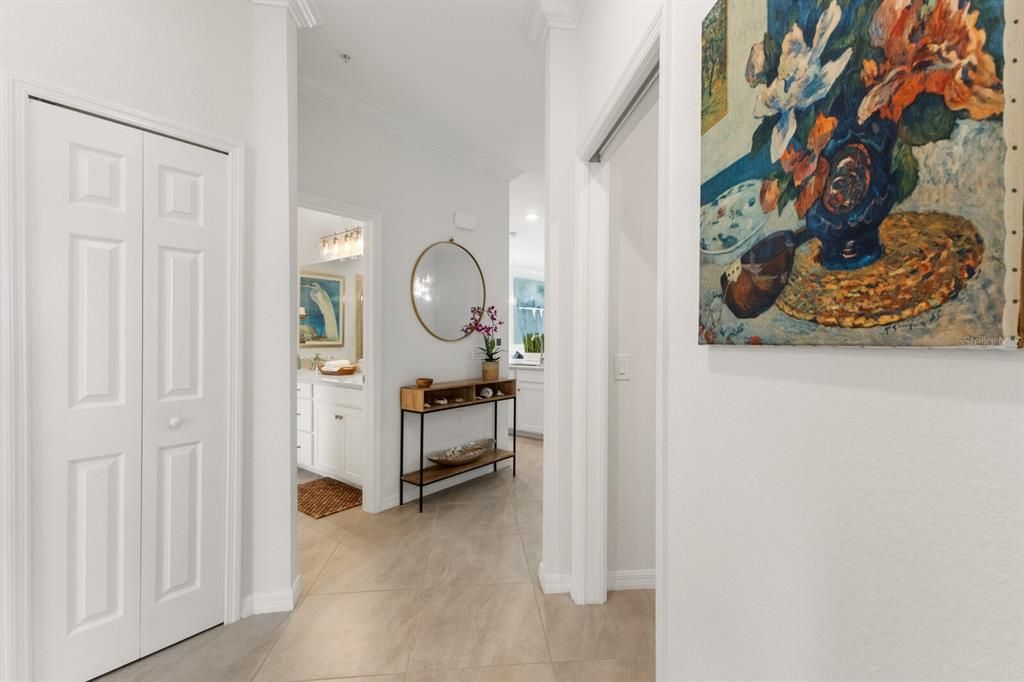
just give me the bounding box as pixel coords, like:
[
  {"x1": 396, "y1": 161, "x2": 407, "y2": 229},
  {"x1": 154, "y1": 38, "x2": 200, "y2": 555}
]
[{"x1": 410, "y1": 240, "x2": 486, "y2": 341}]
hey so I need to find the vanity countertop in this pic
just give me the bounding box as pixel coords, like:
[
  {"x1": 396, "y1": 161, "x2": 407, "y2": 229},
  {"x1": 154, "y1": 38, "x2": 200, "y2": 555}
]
[
  {"x1": 296, "y1": 369, "x2": 365, "y2": 389},
  {"x1": 509, "y1": 362, "x2": 544, "y2": 370}
]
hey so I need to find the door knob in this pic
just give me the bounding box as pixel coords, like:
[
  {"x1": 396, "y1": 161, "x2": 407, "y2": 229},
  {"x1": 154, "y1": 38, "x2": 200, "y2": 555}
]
[{"x1": 169, "y1": 417, "x2": 183, "y2": 429}]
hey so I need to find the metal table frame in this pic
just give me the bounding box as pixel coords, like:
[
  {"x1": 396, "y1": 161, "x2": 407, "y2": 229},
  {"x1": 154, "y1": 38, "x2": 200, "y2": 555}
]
[{"x1": 400, "y1": 396, "x2": 517, "y2": 512}]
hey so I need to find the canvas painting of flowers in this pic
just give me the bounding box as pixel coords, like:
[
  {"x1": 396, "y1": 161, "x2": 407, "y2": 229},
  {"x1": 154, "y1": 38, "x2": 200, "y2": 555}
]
[{"x1": 699, "y1": 0, "x2": 1023, "y2": 348}]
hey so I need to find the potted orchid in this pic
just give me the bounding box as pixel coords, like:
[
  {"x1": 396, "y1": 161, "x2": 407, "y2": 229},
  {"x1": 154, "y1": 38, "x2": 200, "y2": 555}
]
[{"x1": 462, "y1": 305, "x2": 504, "y2": 381}]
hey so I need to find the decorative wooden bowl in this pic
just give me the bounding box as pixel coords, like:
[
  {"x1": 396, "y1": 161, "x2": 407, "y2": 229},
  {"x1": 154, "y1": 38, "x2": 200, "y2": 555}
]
[
  {"x1": 416, "y1": 377, "x2": 434, "y2": 388},
  {"x1": 427, "y1": 438, "x2": 496, "y2": 467},
  {"x1": 319, "y1": 365, "x2": 357, "y2": 376}
]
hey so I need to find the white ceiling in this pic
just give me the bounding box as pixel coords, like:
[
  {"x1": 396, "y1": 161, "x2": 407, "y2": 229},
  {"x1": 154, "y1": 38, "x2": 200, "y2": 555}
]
[
  {"x1": 509, "y1": 170, "x2": 545, "y2": 272},
  {"x1": 299, "y1": 0, "x2": 546, "y2": 180}
]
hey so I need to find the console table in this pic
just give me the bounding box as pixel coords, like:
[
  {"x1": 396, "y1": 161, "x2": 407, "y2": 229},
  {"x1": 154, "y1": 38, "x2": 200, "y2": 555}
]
[{"x1": 399, "y1": 378, "x2": 517, "y2": 512}]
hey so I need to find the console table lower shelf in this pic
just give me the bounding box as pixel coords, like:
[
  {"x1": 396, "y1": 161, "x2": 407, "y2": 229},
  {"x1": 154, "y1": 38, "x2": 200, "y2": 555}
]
[{"x1": 399, "y1": 377, "x2": 517, "y2": 512}]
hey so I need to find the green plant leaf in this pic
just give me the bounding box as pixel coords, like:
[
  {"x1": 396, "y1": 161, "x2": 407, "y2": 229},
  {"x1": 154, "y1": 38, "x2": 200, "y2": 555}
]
[
  {"x1": 897, "y1": 94, "x2": 957, "y2": 146},
  {"x1": 891, "y1": 141, "x2": 919, "y2": 202},
  {"x1": 751, "y1": 116, "x2": 777, "y2": 156},
  {"x1": 795, "y1": 107, "x2": 817, "y2": 147},
  {"x1": 762, "y1": 32, "x2": 780, "y2": 83},
  {"x1": 774, "y1": 172, "x2": 796, "y2": 215}
]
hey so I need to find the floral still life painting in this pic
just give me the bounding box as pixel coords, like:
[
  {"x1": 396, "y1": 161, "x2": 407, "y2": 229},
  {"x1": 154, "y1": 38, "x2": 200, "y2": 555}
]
[{"x1": 699, "y1": 0, "x2": 1023, "y2": 347}]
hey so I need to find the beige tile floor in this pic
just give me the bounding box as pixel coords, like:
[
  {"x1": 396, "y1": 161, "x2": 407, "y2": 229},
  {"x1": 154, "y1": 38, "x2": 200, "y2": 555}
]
[{"x1": 100, "y1": 438, "x2": 654, "y2": 682}]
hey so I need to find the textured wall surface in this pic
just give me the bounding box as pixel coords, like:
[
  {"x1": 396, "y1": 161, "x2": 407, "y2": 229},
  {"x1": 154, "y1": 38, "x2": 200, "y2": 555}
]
[{"x1": 662, "y1": 1, "x2": 1024, "y2": 679}]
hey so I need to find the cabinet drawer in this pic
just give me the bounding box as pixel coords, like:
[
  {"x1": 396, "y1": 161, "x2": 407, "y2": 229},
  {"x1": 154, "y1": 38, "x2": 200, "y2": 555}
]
[
  {"x1": 314, "y1": 384, "x2": 364, "y2": 410},
  {"x1": 296, "y1": 398, "x2": 313, "y2": 432},
  {"x1": 296, "y1": 382, "x2": 312, "y2": 399},
  {"x1": 296, "y1": 430, "x2": 313, "y2": 468}
]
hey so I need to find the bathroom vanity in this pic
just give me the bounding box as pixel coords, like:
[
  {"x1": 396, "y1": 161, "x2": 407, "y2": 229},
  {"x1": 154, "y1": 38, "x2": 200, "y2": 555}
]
[
  {"x1": 510, "y1": 363, "x2": 544, "y2": 438},
  {"x1": 296, "y1": 370, "x2": 366, "y2": 487}
]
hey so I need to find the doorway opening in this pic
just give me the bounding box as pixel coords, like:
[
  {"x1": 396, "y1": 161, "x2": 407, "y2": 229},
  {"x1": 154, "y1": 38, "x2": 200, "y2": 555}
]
[
  {"x1": 562, "y1": 46, "x2": 661, "y2": 605},
  {"x1": 294, "y1": 203, "x2": 370, "y2": 526},
  {"x1": 605, "y1": 96, "x2": 659, "y2": 593}
]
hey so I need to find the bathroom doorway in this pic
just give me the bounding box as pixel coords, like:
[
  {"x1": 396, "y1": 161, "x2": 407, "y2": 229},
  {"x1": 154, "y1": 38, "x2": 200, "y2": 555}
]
[
  {"x1": 292, "y1": 193, "x2": 383, "y2": 594},
  {"x1": 295, "y1": 204, "x2": 367, "y2": 496}
]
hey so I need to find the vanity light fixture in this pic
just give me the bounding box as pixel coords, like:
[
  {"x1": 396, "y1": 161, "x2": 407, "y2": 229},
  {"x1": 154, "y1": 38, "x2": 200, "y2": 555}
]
[
  {"x1": 525, "y1": 213, "x2": 539, "y2": 222},
  {"x1": 320, "y1": 226, "x2": 364, "y2": 261}
]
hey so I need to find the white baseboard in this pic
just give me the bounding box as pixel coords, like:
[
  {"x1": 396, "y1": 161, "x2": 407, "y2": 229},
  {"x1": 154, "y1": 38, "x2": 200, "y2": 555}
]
[
  {"x1": 509, "y1": 428, "x2": 543, "y2": 440},
  {"x1": 607, "y1": 569, "x2": 655, "y2": 591},
  {"x1": 240, "y1": 575, "x2": 301, "y2": 618},
  {"x1": 538, "y1": 561, "x2": 571, "y2": 593},
  {"x1": 537, "y1": 565, "x2": 655, "y2": 595}
]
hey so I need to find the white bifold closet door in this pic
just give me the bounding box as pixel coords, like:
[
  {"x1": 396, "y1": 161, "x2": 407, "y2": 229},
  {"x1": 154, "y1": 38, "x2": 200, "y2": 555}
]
[{"x1": 28, "y1": 99, "x2": 229, "y2": 682}]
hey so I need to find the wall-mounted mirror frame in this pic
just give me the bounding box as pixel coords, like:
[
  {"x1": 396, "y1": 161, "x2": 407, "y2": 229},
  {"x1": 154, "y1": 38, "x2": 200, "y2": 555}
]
[{"x1": 410, "y1": 239, "x2": 486, "y2": 342}]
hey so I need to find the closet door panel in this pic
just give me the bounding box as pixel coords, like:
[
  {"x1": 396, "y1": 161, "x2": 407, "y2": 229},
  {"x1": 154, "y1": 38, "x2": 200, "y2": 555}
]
[
  {"x1": 28, "y1": 100, "x2": 144, "y2": 682},
  {"x1": 140, "y1": 133, "x2": 229, "y2": 656}
]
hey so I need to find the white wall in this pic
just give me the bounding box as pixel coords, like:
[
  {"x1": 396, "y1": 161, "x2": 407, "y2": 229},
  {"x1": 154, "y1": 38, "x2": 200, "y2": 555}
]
[
  {"x1": 542, "y1": 25, "x2": 579, "y2": 587},
  {"x1": 607, "y1": 102, "x2": 657, "y2": 576},
  {"x1": 297, "y1": 206, "x2": 365, "y2": 266},
  {"x1": 542, "y1": 0, "x2": 663, "y2": 594},
  {"x1": 0, "y1": 0, "x2": 297, "y2": 626},
  {"x1": 297, "y1": 93, "x2": 511, "y2": 507},
  {"x1": 546, "y1": 0, "x2": 1024, "y2": 678},
  {"x1": 572, "y1": 0, "x2": 662, "y2": 145},
  {"x1": 662, "y1": 2, "x2": 1024, "y2": 680}
]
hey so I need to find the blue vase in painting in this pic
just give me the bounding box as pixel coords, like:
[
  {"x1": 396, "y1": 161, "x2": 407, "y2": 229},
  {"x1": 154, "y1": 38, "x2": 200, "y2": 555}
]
[{"x1": 805, "y1": 118, "x2": 898, "y2": 270}]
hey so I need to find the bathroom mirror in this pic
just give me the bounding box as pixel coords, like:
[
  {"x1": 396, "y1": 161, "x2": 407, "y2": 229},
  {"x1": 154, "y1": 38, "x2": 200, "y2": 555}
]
[{"x1": 411, "y1": 240, "x2": 485, "y2": 341}]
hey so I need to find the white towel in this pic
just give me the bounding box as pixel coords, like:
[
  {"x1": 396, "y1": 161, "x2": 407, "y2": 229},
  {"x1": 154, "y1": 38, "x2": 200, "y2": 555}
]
[{"x1": 321, "y1": 359, "x2": 352, "y2": 371}]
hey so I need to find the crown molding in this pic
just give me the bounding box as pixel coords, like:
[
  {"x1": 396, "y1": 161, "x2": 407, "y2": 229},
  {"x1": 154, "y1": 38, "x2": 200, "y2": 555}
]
[
  {"x1": 526, "y1": 0, "x2": 585, "y2": 43},
  {"x1": 250, "y1": 0, "x2": 323, "y2": 29},
  {"x1": 298, "y1": 74, "x2": 523, "y2": 182}
]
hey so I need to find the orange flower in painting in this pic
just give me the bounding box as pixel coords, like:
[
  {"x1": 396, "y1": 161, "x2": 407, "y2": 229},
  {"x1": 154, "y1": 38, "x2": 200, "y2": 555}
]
[
  {"x1": 858, "y1": 0, "x2": 1004, "y2": 124},
  {"x1": 778, "y1": 113, "x2": 837, "y2": 200},
  {"x1": 760, "y1": 178, "x2": 780, "y2": 213},
  {"x1": 807, "y1": 113, "x2": 837, "y2": 155},
  {"x1": 795, "y1": 157, "x2": 830, "y2": 219},
  {"x1": 780, "y1": 145, "x2": 805, "y2": 174}
]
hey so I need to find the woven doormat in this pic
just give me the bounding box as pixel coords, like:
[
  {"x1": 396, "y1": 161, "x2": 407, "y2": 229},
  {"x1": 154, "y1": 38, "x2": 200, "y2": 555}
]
[{"x1": 297, "y1": 478, "x2": 362, "y2": 519}]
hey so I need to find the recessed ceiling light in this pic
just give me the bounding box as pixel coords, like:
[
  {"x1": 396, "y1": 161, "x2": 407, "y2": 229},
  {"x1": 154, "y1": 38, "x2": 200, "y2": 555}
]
[{"x1": 525, "y1": 213, "x2": 539, "y2": 222}]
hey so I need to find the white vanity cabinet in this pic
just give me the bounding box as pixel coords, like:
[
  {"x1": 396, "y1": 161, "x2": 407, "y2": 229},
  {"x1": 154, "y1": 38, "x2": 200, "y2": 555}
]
[
  {"x1": 511, "y1": 365, "x2": 544, "y2": 438},
  {"x1": 296, "y1": 382, "x2": 314, "y2": 468},
  {"x1": 296, "y1": 379, "x2": 365, "y2": 487}
]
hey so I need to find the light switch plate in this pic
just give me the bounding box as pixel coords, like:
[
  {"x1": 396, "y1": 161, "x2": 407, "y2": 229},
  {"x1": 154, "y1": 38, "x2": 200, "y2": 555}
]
[{"x1": 613, "y1": 354, "x2": 630, "y2": 381}]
